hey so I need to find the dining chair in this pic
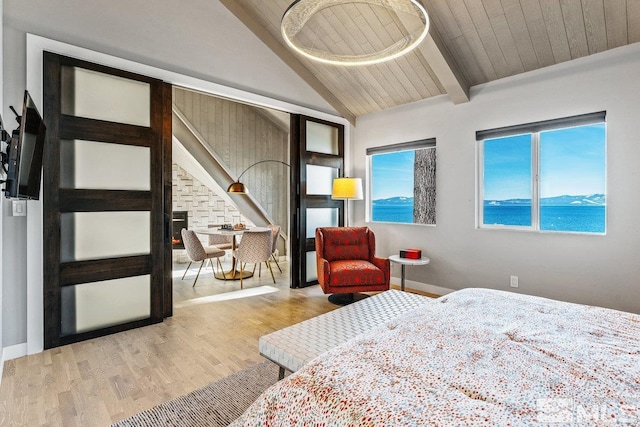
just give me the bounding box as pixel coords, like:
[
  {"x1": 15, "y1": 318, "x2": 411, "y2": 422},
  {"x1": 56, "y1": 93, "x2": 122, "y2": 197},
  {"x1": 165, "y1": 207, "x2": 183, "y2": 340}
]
[
  {"x1": 207, "y1": 224, "x2": 234, "y2": 250},
  {"x1": 234, "y1": 229, "x2": 275, "y2": 289},
  {"x1": 267, "y1": 224, "x2": 282, "y2": 273},
  {"x1": 181, "y1": 229, "x2": 226, "y2": 286}
]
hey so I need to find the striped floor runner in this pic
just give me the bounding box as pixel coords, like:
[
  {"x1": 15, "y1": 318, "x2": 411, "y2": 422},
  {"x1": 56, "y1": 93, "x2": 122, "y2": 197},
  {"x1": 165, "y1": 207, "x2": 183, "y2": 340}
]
[{"x1": 111, "y1": 361, "x2": 279, "y2": 427}]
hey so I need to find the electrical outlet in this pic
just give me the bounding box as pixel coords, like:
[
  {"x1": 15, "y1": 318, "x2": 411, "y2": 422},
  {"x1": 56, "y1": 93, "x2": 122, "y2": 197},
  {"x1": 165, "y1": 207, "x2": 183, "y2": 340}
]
[{"x1": 510, "y1": 275, "x2": 519, "y2": 288}]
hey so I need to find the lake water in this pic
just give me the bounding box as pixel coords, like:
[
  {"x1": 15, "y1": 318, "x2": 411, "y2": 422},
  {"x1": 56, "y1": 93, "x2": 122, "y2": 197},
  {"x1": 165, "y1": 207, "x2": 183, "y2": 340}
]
[
  {"x1": 372, "y1": 205, "x2": 413, "y2": 223},
  {"x1": 372, "y1": 204, "x2": 606, "y2": 233},
  {"x1": 483, "y1": 205, "x2": 605, "y2": 233}
]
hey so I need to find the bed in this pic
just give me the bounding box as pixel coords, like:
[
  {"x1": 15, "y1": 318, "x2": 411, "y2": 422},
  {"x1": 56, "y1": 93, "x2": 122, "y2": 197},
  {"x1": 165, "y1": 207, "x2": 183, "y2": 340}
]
[{"x1": 231, "y1": 288, "x2": 640, "y2": 426}]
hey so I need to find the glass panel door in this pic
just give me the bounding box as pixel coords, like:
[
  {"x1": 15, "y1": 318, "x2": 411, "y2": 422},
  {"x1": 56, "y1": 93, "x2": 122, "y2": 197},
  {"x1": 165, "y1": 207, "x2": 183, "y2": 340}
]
[
  {"x1": 61, "y1": 66, "x2": 151, "y2": 126},
  {"x1": 61, "y1": 275, "x2": 151, "y2": 335},
  {"x1": 60, "y1": 139, "x2": 151, "y2": 190},
  {"x1": 290, "y1": 115, "x2": 344, "y2": 288},
  {"x1": 43, "y1": 52, "x2": 172, "y2": 348}
]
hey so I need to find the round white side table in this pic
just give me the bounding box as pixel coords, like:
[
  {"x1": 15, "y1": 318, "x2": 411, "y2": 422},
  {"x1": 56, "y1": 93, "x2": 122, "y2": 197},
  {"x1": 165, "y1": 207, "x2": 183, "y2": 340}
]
[{"x1": 388, "y1": 255, "x2": 431, "y2": 291}]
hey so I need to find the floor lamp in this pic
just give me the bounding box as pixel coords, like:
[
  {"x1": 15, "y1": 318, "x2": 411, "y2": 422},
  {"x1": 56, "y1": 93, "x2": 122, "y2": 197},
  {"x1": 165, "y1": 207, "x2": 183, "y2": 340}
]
[
  {"x1": 331, "y1": 177, "x2": 363, "y2": 227},
  {"x1": 227, "y1": 160, "x2": 290, "y2": 194}
]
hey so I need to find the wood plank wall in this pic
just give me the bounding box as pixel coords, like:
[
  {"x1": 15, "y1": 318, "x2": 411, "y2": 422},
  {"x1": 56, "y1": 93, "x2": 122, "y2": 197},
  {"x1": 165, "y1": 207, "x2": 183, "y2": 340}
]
[{"x1": 172, "y1": 88, "x2": 289, "y2": 242}]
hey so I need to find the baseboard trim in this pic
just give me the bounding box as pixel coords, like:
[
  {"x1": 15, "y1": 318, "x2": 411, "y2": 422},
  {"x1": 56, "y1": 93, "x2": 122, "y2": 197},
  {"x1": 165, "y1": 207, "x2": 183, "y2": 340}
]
[
  {"x1": 0, "y1": 343, "x2": 28, "y2": 384},
  {"x1": 2, "y1": 343, "x2": 27, "y2": 362},
  {"x1": 390, "y1": 277, "x2": 454, "y2": 298}
]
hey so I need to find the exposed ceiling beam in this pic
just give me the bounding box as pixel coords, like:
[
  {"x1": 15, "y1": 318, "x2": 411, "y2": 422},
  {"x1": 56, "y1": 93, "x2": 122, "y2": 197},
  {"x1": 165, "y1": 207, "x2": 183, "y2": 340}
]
[
  {"x1": 219, "y1": 0, "x2": 357, "y2": 125},
  {"x1": 419, "y1": 31, "x2": 470, "y2": 104},
  {"x1": 397, "y1": 1, "x2": 470, "y2": 104},
  {"x1": 417, "y1": 1, "x2": 469, "y2": 104}
]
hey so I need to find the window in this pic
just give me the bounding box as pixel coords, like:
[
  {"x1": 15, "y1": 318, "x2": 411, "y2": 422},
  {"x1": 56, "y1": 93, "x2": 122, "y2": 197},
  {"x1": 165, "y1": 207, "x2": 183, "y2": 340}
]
[
  {"x1": 477, "y1": 112, "x2": 606, "y2": 234},
  {"x1": 367, "y1": 139, "x2": 436, "y2": 225}
]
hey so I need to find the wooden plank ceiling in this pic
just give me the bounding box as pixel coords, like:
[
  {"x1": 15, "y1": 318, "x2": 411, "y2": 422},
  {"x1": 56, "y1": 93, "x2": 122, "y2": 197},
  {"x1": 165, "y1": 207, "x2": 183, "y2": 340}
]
[{"x1": 221, "y1": 0, "x2": 640, "y2": 123}]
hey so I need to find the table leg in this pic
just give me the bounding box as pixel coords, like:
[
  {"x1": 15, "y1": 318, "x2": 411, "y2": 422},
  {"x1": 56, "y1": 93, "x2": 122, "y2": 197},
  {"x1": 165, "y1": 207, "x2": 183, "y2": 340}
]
[
  {"x1": 214, "y1": 234, "x2": 253, "y2": 280},
  {"x1": 401, "y1": 264, "x2": 406, "y2": 292}
]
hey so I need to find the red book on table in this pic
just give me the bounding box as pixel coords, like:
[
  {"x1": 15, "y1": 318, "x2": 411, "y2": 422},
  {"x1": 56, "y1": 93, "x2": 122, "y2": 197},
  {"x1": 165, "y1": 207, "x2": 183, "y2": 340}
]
[{"x1": 399, "y1": 249, "x2": 421, "y2": 259}]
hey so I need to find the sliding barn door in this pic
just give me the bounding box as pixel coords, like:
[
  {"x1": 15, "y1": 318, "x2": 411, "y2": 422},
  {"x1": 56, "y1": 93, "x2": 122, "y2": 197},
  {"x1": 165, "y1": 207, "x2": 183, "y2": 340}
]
[
  {"x1": 290, "y1": 115, "x2": 344, "y2": 288},
  {"x1": 43, "y1": 52, "x2": 172, "y2": 349}
]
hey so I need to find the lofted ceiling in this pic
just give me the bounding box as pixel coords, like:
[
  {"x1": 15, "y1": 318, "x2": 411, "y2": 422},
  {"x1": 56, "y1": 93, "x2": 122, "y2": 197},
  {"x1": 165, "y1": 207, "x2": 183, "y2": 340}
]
[{"x1": 220, "y1": 0, "x2": 640, "y2": 124}]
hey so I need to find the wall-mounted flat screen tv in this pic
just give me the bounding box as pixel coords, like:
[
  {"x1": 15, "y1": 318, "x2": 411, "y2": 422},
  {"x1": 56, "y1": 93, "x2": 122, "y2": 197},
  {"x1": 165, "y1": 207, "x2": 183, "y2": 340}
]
[{"x1": 4, "y1": 90, "x2": 47, "y2": 200}]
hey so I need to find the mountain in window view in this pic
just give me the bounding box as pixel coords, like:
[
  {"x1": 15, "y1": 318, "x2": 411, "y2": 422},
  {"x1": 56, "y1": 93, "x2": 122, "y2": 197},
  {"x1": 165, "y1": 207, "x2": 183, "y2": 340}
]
[
  {"x1": 483, "y1": 194, "x2": 605, "y2": 206},
  {"x1": 372, "y1": 196, "x2": 414, "y2": 205}
]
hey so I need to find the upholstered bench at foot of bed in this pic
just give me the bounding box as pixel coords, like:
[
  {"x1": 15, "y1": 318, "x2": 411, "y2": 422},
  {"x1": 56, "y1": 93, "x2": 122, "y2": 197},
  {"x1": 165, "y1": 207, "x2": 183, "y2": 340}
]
[{"x1": 259, "y1": 289, "x2": 432, "y2": 379}]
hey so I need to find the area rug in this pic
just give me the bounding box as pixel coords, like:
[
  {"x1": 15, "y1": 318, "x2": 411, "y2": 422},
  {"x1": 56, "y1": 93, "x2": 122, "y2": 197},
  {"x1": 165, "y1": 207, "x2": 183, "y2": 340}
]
[{"x1": 111, "y1": 360, "x2": 280, "y2": 427}]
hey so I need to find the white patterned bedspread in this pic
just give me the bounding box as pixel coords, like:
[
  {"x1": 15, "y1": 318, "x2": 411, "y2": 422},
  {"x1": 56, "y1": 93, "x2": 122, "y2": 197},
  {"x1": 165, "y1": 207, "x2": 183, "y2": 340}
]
[{"x1": 231, "y1": 288, "x2": 640, "y2": 426}]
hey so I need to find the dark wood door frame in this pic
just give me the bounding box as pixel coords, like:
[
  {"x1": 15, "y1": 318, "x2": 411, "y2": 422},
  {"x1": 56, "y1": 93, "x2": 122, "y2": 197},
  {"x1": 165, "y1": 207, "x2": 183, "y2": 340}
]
[
  {"x1": 43, "y1": 52, "x2": 172, "y2": 349},
  {"x1": 290, "y1": 114, "x2": 345, "y2": 288}
]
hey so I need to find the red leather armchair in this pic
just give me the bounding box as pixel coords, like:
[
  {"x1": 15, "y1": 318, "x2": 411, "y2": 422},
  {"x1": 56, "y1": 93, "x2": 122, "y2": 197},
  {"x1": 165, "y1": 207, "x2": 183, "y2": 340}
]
[{"x1": 315, "y1": 227, "x2": 390, "y2": 304}]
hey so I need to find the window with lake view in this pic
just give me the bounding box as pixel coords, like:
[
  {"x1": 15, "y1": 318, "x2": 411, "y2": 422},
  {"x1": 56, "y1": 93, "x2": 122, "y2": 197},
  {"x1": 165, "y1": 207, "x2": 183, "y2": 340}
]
[
  {"x1": 478, "y1": 113, "x2": 606, "y2": 234},
  {"x1": 368, "y1": 139, "x2": 436, "y2": 225}
]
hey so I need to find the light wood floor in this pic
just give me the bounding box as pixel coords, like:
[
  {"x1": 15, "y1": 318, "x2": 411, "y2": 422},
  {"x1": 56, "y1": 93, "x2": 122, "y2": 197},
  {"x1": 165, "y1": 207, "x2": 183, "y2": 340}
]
[{"x1": 0, "y1": 260, "x2": 337, "y2": 426}]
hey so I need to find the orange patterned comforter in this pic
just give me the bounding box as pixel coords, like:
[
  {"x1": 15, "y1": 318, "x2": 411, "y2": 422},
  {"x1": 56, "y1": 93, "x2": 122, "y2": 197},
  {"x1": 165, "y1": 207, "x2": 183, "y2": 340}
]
[{"x1": 232, "y1": 288, "x2": 640, "y2": 426}]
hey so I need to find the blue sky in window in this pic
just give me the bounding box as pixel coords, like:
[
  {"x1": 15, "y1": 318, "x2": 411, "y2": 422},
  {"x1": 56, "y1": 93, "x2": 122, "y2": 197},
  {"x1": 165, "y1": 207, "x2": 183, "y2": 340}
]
[
  {"x1": 371, "y1": 151, "x2": 414, "y2": 200},
  {"x1": 484, "y1": 134, "x2": 532, "y2": 200},
  {"x1": 539, "y1": 124, "x2": 606, "y2": 198},
  {"x1": 484, "y1": 123, "x2": 605, "y2": 200}
]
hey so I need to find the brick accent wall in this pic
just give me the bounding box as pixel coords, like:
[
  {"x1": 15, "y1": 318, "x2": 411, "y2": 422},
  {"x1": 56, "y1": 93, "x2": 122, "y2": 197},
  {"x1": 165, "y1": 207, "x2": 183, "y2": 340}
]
[{"x1": 172, "y1": 164, "x2": 254, "y2": 263}]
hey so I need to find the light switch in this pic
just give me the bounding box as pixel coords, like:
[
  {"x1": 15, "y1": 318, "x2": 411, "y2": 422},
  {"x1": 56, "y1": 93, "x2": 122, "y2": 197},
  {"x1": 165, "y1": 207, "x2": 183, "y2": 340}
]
[{"x1": 11, "y1": 200, "x2": 27, "y2": 216}]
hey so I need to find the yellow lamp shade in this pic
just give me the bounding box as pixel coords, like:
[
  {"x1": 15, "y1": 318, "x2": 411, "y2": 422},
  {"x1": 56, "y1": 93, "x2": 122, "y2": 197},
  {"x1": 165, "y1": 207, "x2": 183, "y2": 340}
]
[{"x1": 332, "y1": 177, "x2": 363, "y2": 200}]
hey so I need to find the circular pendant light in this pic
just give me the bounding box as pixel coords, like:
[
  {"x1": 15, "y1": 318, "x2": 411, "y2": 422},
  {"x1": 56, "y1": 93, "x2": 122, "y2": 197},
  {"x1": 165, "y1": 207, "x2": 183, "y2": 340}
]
[{"x1": 281, "y1": 0, "x2": 430, "y2": 66}]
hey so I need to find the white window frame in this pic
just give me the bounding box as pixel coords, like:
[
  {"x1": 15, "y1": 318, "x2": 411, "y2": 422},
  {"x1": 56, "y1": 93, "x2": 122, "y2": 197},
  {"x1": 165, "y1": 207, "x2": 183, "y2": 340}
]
[
  {"x1": 476, "y1": 112, "x2": 606, "y2": 234},
  {"x1": 366, "y1": 138, "x2": 436, "y2": 225}
]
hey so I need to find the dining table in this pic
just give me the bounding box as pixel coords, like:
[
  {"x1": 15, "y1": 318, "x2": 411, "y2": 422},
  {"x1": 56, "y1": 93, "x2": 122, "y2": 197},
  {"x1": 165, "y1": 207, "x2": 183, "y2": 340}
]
[{"x1": 194, "y1": 226, "x2": 270, "y2": 280}]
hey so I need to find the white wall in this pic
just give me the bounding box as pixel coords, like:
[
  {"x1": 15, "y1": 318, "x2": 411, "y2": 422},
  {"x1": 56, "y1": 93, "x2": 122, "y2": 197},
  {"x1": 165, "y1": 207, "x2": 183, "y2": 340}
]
[
  {"x1": 353, "y1": 43, "x2": 640, "y2": 314},
  {"x1": 2, "y1": 0, "x2": 336, "y2": 116}
]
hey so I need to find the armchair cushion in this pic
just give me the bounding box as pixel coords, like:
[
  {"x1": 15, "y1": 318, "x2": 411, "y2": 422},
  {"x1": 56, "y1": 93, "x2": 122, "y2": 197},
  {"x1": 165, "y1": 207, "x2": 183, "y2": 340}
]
[{"x1": 328, "y1": 260, "x2": 386, "y2": 287}]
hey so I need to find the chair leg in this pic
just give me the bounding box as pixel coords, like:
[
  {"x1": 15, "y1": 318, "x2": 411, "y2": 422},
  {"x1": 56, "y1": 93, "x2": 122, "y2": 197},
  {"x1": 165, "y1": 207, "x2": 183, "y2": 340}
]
[
  {"x1": 182, "y1": 261, "x2": 192, "y2": 280},
  {"x1": 271, "y1": 254, "x2": 282, "y2": 273},
  {"x1": 217, "y1": 257, "x2": 227, "y2": 280},
  {"x1": 193, "y1": 260, "x2": 205, "y2": 287},
  {"x1": 259, "y1": 262, "x2": 262, "y2": 277},
  {"x1": 266, "y1": 260, "x2": 276, "y2": 284},
  {"x1": 240, "y1": 262, "x2": 244, "y2": 289},
  {"x1": 252, "y1": 264, "x2": 257, "y2": 275}
]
